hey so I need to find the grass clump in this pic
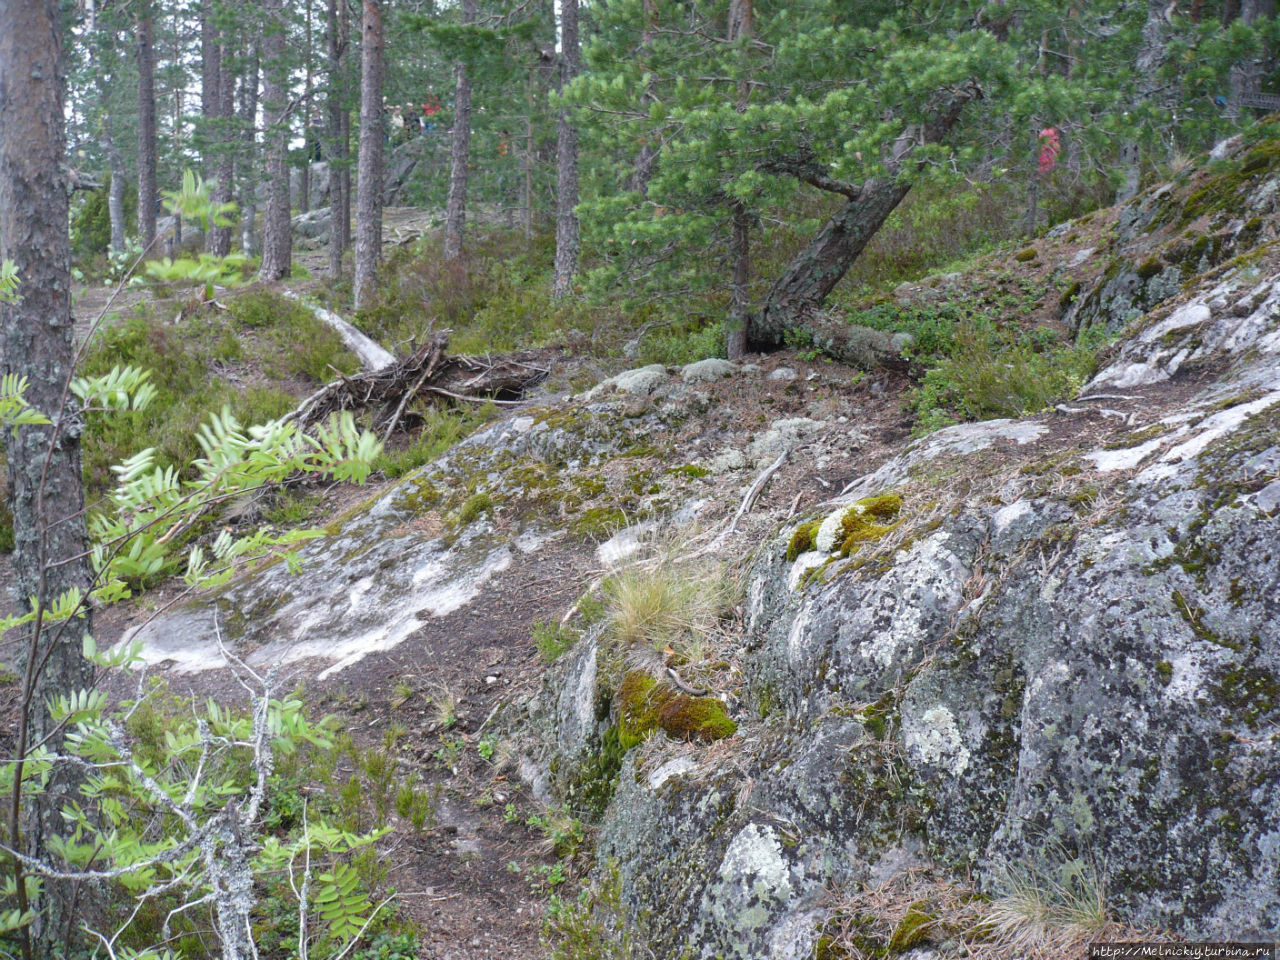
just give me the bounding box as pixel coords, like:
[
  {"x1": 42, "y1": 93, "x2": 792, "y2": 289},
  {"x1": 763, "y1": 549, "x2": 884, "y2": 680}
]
[
  {"x1": 229, "y1": 289, "x2": 361, "y2": 382},
  {"x1": 910, "y1": 319, "x2": 1101, "y2": 436},
  {"x1": 372, "y1": 402, "x2": 495, "y2": 478},
  {"x1": 603, "y1": 558, "x2": 729, "y2": 649},
  {"x1": 982, "y1": 853, "x2": 1111, "y2": 956},
  {"x1": 533, "y1": 620, "x2": 578, "y2": 662}
]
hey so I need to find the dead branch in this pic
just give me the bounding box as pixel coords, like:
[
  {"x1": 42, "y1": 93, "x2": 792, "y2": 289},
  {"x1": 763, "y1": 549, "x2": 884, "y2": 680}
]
[{"x1": 284, "y1": 332, "x2": 551, "y2": 434}]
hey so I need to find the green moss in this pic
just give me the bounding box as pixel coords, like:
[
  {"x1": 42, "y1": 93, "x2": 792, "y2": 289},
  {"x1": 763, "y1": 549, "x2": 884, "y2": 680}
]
[
  {"x1": 837, "y1": 494, "x2": 903, "y2": 556},
  {"x1": 614, "y1": 671, "x2": 736, "y2": 748},
  {"x1": 615, "y1": 671, "x2": 673, "y2": 749},
  {"x1": 572, "y1": 507, "x2": 629, "y2": 540},
  {"x1": 562, "y1": 726, "x2": 626, "y2": 819},
  {"x1": 1102, "y1": 423, "x2": 1167, "y2": 450},
  {"x1": 456, "y1": 491, "x2": 494, "y2": 525},
  {"x1": 1136, "y1": 257, "x2": 1164, "y2": 280},
  {"x1": 787, "y1": 520, "x2": 820, "y2": 561},
  {"x1": 887, "y1": 904, "x2": 935, "y2": 954},
  {"x1": 1057, "y1": 279, "x2": 1081, "y2": 310},
  {"x1": 1155, "y1": 660, "x2": 1173, "y2": 686},
  {"x1": 1014, "y1": 248, "x2": 1038, "y2": 262},
  {"x1": 667, "y1": 464, "x2": 711, "y2": 479},
  {"x1": 656, "y1": 695, "x2": 737, "y2": 742}
]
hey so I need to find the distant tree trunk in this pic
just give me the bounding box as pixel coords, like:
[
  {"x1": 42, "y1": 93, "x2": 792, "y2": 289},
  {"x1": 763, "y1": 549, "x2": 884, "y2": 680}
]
[
  {"x1": 1229, "y1": 0, "x2": 1277, "y2": 119},
  {"x1": 552, "y1": 0, "x2": 580, "y2": 298},
  {"x1": 0, "y1": 0, "x2": 95, "y2": 952},
  {"x1": 750, "y1": 81, "x2": 981, "y2": 362},
  {"x1": 201, "y1": 0, "x2": 221, "y2": 177},
  {"x1": 239, "y1": 43, "x2": 260, "y2": 257},
  {"x1": 137, "y1": 0, "x2": 157, "y2": 249},
  {"x1": 102, "y1": 114, "x2": 128, "y2": 255},
  {"x1": 1120, "y1": 0, "x2": 1173, "y2": 202},
  {"x1": 209, "y1": 35, "x2": 235, "y2": 257},
  {"x1": 631, "y1": 0, "x2": 659, "y2": 194},
  {"x1": 260, "y1": 0, "x2": 292, "y2": 282},
  {"x1": 327, "y1": 0, "x2": 349, "y2": 277},
  {"x1": 354, "y1": 0, "x2": 385, "y2": 310},
  {"x1": 724, "y1": 0, "x2": 753, "y2": 359},
  {"x1": 444, "y1": 0, "x2": 477, "y2": 260},
  {"x1": 300, "y1": 0, "x2": 315, "y2": 214}
]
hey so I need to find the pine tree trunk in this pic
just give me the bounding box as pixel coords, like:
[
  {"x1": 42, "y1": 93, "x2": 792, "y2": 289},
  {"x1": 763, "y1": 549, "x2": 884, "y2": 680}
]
[
  {"x1": 0, "y1": 0, "x2": 95, "y2": 952},
  {"x1": 103, "y1": 116, "x2": 128, "y2": 255},
  {"x1": 1120, "y1": 0, "x2": 1172, "y2": 201},
  {"x1": 260, "y1": 0, "x2": 293, "y2": 282},
  {"x1": 444, "y1": 0, "x2": 477, "y2": 261},
  {"x1": 631, "y1": 0, "x2": 659, "y2": 194},
  {"x1": 750, "y1": 81, "x2": 980, "y2": 360},
  {"x1": 239, "y1": 44, "x2": 260, "y2": 257},
  {"x1": 1228, "y1": 0, "x2": 1277, "y2": 118},
  {"x1": 327, "y1": 0, "x2": 348, "y2": 277},
  {"x1": 552, "y1": 0, "x2": 580, "y2": 298},
  {"x1": 209, "y1": 36, "x2": 235, "y2": 258},
  {"x1": 726, "y1": 201, "x2": 750, "y2": 359},
  {"x1": 354, "y1": 0, "x2": 385, "y2": 310},
  {"x1": 201, "y1": 0, "x2": 221, "y2": 177},
  {"x1": 136, "y1": 0, "x2": 158, "y2": 250},
  {"x1": 724, "y1": 0, "x2": 753, "y2": 359}
]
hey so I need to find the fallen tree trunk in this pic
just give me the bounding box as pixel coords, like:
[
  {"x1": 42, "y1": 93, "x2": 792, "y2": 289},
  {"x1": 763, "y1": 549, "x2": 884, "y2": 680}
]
[
  {"x1": 285, "y1": 332, "x2": 551, "y2": 436},
  {"x1": 282, "y1": 290, "x2": 396, "y2": 372},
  {"x1": 748, "y1": 80, "x2": 982, "y2": 364}
]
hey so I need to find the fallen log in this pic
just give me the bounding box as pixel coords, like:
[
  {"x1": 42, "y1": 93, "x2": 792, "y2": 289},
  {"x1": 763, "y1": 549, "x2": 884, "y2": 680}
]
[{"x1": 284, "y1": 331, "x2": 552, "y2": 435}]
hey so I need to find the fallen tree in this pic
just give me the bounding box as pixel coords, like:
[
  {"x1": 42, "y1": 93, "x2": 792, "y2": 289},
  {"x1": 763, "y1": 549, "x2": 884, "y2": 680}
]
[{"x1": 285, "y1": 332, "x2": 552, "y2": 439}]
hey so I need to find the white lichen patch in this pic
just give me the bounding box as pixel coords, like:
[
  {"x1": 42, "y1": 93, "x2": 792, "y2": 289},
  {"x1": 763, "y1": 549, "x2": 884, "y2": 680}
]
[
  {"x1": 813, "y1": 508, "x2": 851, "y2": 554},
  {"x1": 787, "y1": 551, "x2": 826, "y2": 591},
  {"x1": 717, "y1": 823, "x2": 794, "y2": 904},
  {"x1": 904, "y1": 705, "x2": 971, "y2": 776},
  {"x1": 647, "y1": 755, "x2": 696, "y2": 790}
]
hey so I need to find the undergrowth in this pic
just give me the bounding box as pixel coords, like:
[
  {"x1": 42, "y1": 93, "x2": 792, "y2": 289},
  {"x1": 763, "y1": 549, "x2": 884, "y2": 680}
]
[{"x1": 79, "y1": 289, "x2": 359, "y2": 500}]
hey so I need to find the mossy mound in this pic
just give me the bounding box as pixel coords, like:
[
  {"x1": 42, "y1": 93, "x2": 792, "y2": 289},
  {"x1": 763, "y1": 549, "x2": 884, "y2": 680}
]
[
  {"x1": 656, "y1": 695, "x2": 737, "y2": 742},
  {"x1": 614, "y1": 670, "x2": 737, "y2": 748}
]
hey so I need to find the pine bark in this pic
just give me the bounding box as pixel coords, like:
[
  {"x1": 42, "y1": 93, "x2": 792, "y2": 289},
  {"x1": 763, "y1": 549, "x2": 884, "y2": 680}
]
[
  {"x1": 209, "y1": 37, "x2": 235, "y2": 258},
  {"x1": 136, "y1": 0, "x2": 158, "y2": 250},
  {"x1": 724, "y1": 0, "x2": 753, "y2": 359},
  {"x1": 239, "y1": 44, "x2": 260, "y2": 257},
  {"x1": 327, "y1": 0, "x2": 349, "y2": 276},
  {"x1": 0, "y1": 0, "x2": 95, "y2": 950},
  {"x1": 444, "y1": 0, "x2": 477, "y2": 261},
  {"x1": 1228, "y1": 0, "x2": 1277, "y2": 118},
  {"x1": 552, "y1": 0, "x2": 580, "y2": 298},
  {"x1": 354, "y1": 0, "x2": 385, "y2": 310},
  {"x1": 630, "y1": 0, "x2": 659, "y2": 194},
  {"x1": 102, "y1": 115, "x2": 128, "y2": 255},
  {"x1": 750, "y1": 81, "x2": 981, "y2": 360},
  {"x1": 260, "y1": 0, "x2": 293, "y2": 282}
]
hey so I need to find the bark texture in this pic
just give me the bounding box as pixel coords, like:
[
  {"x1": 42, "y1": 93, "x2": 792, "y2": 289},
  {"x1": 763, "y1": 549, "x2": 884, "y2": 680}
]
[
  {"x1": 136, "y1": 0, "x2": 157, "y2": 249},
  {"x1": 552, "y1": 0, "x2": 580, "y2": 299},
  {"x1": 724, "y1": 0, "x2": 753, "y2": 359},
  {"x1": 749, "y1": 81, "x2": 981, "y2": 361},
  {"x1": 1229, "y1": 0, "x2": 1277, "y2": 118},
  {"x1": 354, "y1": 0, "x2": 385, "y2": 310},
  {"x1": 0, "y1": 0, "x2": 95, "y2": 949},
  {"x1": 239, "y1": 44, "x2": 260, "y2": 257},
  {"x1": 260, "y1": 0, "x2": 293, "y2": 281},
  {"x1": 327, "y1": 0, "x2": 349, "y2": 277},
  {"x1": 444, "y1": 0, "x2": 477, "y2": 261}
]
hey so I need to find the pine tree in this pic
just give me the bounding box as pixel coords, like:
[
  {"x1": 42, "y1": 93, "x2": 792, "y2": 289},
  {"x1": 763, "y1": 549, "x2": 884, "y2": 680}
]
[{"x1": 354, "y1": 0, "x2": 386, "y2": 309}]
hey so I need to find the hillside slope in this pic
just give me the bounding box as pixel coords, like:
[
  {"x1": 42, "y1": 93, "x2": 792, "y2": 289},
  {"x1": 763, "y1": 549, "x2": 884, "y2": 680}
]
[{"x1": 123, "y1": 136, "x2": 1280, "y2": 957}]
